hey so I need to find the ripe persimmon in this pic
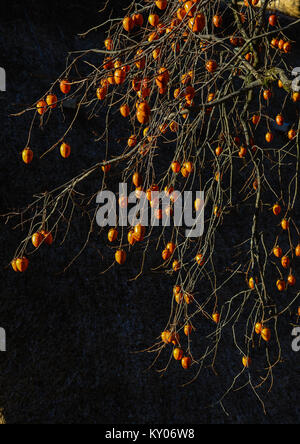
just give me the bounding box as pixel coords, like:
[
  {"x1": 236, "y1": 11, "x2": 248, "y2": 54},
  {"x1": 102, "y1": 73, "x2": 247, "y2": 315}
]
[
  {"x1": 11, "y1": 259, "x2": 19, "y2": 273},
  {"x1": 248, "y1": 277, "x2": 258, "y2": 289},
  {"x1": 161, "y1": 331, "x2": 171, "y2": 344},
  {"x1": 108, "y1": 228, "x2": 118, "y2": 243},
  {"x1": 184, "y1": 1, "x2": 196, "y2": 16},
  {"x1": 102, "y1": 164, "x2": 111, "y2": 174},
  {"x1": 133, "y1": 13, "x2": 144, "y2": 27},
  {"x1": 206, "y1": 60, "x2": 217, "y2": 73},
  {"x1": 276, "y1": 279, "x2": 285, "y2": 291},
  {"x1": 123, "y1": 16, "x2": 134, "y2": 32},
  {"x1": 97, "y1": 87, "x2": 107, "y2": 100},
  {"x1": 172, "y1": 260, "x2": 181, "y2": 272},
  {"x1": 242, "y1": 356, "x2": 252, "y2": 368},
  {"x1": 173, "y1": 348, "x2": 184, "y2": 361},
  {"x1": 261, "y1": 327, "x2": 271, "y2": 342},
  {"x1": 46, "y1": 94, "x2": 57, "y2": 109},
  {"x1": 128, "y1": 135, "x2": 137, "y2": 148},
  {"x1": 133, "y1": 224, "x2": 146, "y2": 242},
  {"x1": 60, "y1": 79, "x2": 71, "y2": 94},
  {"x1": 128, "y1": 230, "x2": 136, "y2": 246},
  {"x1": 115, "y1": 249, "x2": 127, "y2": 265},
  {"x1": 255, "y1": 323, "x2": 262, "y2": 335},
  {"x1": 288, "y1": 129, "x2": 296, "y2": 140},
  {"x1": 32, "y1": 232, "x2": 43, "y2": 248},
  {"x1": 263, "y1": 89, "x2": 272, "y2": 100},
  {"x1": 16, "y1": 257, "x2": 29, "y2": 273},
  {"x1": 37, "y1": 100, "x2": 47, "y2": 115},
  {"x1": 269, "y1": 14, "x2": 277, "y2": 26},
  {"x1": 273, "y1": 204, "x2": 281, "y2": 216},
  {"x1": 41, "y1": 230, "x2": 53, "y2": 246},
  {"x1": 132, "y1": 172, "x2": 142, "y2": 187},
  {"x1": 162, "y1": 249, "x2": 171, "y2": 261},
  {"x1": 273, "y1": 246, "x2": 283, "y2": 258},
  {"x1": 212, "y1": 313, "x2": 220, "y2": 324},
  {"x1": 213, "y1": 15, "x2": 222, "y2": 28},
  {"x1": 166, "y1": 242, "x2": 176, "y2": 254},
  {"x1": 265, "y1": 132, "x2": 274, "y2": 143},
  {"x1": 181, "y1": 356, "x2": 192, "y2": 369},
  {"x1": 184, "y1": 324, "x2": 192, "y2": 336},
  {"x1": 60, "y1": 142, "x2": 71, "y2": 159},
  {"x1": 287, "y1": 275, "x2": 296, "y2": 286},
  {"x1": 104, "y1": 38, "x2": 113, "y2": 50},
  {"x1": 148, "y1": 13, "x2": 159, "y2": 27},
  {"x1": 276, "y1": 115, "x2": 284, "y2": 126},
  {"x1": 189, "y1": 13, "x2": 206, "y2": 32},
  {"x1": 281, "y1": 256, "x2": 290, "y2": 269},
  {"x1": 281, "y1": 219, "x2": 289, "y2": 230},
  {"x1": 171, "y1": 161, "x2": 181, "y2": 173},
  {"x1": 22, "y1": 147, "x2": 33, "y2": 164}
]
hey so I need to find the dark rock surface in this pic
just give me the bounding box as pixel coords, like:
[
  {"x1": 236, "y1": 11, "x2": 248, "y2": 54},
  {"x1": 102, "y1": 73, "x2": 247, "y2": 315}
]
[{"x1": 0, "y1": 0, "x2": 299, "y2": 424}]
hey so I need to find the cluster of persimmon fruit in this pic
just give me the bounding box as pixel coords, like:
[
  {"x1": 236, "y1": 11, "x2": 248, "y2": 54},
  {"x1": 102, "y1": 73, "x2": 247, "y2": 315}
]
[
  {"x1": 14, "y1": 0, "x2": 300, "y2": 376},
  {"x1": 93, "y1": 1, "x2": 300, "y2": 369},
  {"x1": 22, "y1": 79, "x2": 73, "y2": 164}
]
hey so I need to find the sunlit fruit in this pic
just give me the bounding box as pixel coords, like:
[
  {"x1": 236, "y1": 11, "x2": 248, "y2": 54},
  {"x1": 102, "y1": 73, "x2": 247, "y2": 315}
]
[
  {"x1": 22, "y1": 147, "x2": 33, "y2": 164},
  {"x1": 16, "y1": 257, "x2": 29, "y2": 273},
  {"x1": 102, "y1": 164, "x2": 111, "y2": 174},
  {"x1": 288, "y1": 129, "x2": 296, "y2": 140},
  {"x1": 263, "y1": 89, "x2": 272, "y2": 100},
  {"x1": 123, "y1": 16, "x2": 134, "y2": 32},
  {"x1": 281, "y1": 256, "x2": 290, "y2": 269},
  {"x1": 104, "y1": 38, "x2": 113, "y2": 50},
  {"x1": 115, "y1": 249, "x2": 127, "y2": 265},
  {"x1": 97, "y1": 87, "x2": 107, "y2": 100},
  {"x1": 32, "y1": 232, "x2": 43, "y2": 248},
  {"x1": 248, "y1": 277, "x2": 258, "y2": 289},
  {"x1": 273, "y1": 204, "x2": 281, "y2": 216},
  {"x1": 265, "y1": 132, "x2": 274, "y2": 143},
  {"x1": 255, "y1": 323, "x2": 262, "y2": 335},
  {"x1": 184, "y1": 324, "x2": 192, "y2": 336},
  {"x1": 41, "y1": 230, "x2": 53, "y2": 246},
  {"x1": 11, "y1": 259, "x2": 19, "y2": 273},
  {"x1": 261, "y1": 327, "x2": 271, "y2": 342},
  {"x1": 37, "y1": 100, "x2": 47, "y2": 115},
  {"x1": 161, "y1": 331, "x2": 171, "y2": 344},
  {"x1": 213, "y1": 313, "x2": 220, "y2": 324},
  {"x1": 276, "y1": 279, "x2": 286, "y2": 291},
  {"x1": 288, "y1": 275, "x2": 296, "y2": 286},
  {"x1": 196, "y1": 254, "x2": 205, "y2": 266},
  {"x1": 148, "y1": 13, "x2": 159, "y2": 27},
  {"x1": 273, "y1": 246, "x2": 283, "y2": 258},
  {"x1": 181, "y1": 356, "x2": 192, "y2": 369},
  {"x1": 173, "y1": 348, "x2": 184, "y2": 361},
  {"x1": 172, "y1": 260, "x2": 181, "y2": 272},
  {"x1": 242, "y1": 356, "x2": 252, "y2": 368},
  {"x1": 276, "y1": 115, "x2": 284, "y2": 126},
  {"x1": 60, "y1": 142, "x2": 71, "y2": 158},
  {"x1": 132, "y1": 172, "x2": 142, "y2": 187},
  {"x1": 269, "y1": 14, "x2": 277, "y2": 26},
  {"x1": 166, "y1": 242, "x2": 176, "y2": 254},
  {"x1": 162, "y1": 249, "x2": 171, "y2": 261},
  {"x1": 46, "y1": 94, "x2": 57, "y2": 109},
  {"x1": 108, "y1": 228, "x2": 118, "y2": 243},
  {"x1": 60, "y1": 79, "x2": 71, "y2": 94}
]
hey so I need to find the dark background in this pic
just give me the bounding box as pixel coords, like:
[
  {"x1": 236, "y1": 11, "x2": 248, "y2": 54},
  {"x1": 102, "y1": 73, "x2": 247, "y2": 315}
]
[{"x1": 0, "y1": 0, "x2": 299, "y2": 424}]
